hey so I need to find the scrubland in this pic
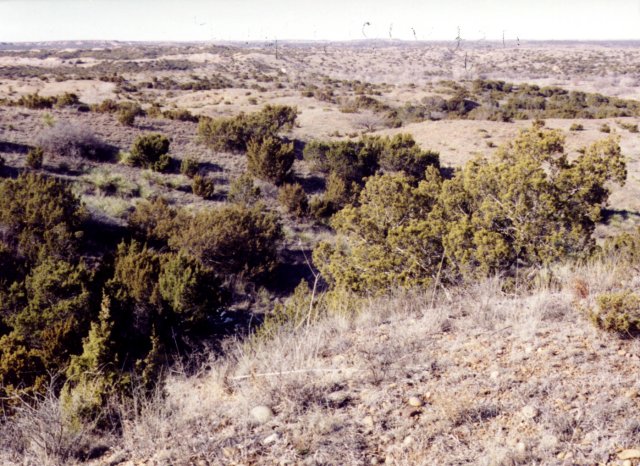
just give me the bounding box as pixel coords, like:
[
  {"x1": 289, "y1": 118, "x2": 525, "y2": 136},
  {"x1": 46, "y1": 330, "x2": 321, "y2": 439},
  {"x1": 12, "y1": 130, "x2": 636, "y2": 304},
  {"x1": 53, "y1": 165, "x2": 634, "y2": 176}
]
[{"x1": 1, "y1": 40, "x2": 640, "y2": 465}]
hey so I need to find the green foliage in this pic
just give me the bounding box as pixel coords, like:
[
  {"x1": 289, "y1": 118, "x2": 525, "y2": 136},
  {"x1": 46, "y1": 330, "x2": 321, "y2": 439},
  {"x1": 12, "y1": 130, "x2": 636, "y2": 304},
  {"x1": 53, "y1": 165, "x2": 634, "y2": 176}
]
[
  {"x1": 378, "y1": 133, "x2": 440, "y2": 181},
  {"x1": 247, "y1": 136, "x2": 295, "y2": 185},
  {"x1": 171, "y1": 203, "x2": 283, "y2": 282},
  {"x1": 180, "y1": 157, "x2": 199, "y2": 178},
  {"x1": 197, "y1": 104, "x2": 297, "y2": 153},
  {"x1": 158, "y1": 252, "x2": 228, "y2": 328},
  {"x1": 278, "y1": 183, "x2": 308, "y2": 218},
  {"x1": 227, "y1": 172, "x2": 261, "y2": 205},
  {"x1": 128, "y1": 133, "x2": 171, "y2": 172},
  {"x1": 590, "y1": 291, "x2": 640, "y2": 335},
  {"x1": 314, "y1": 126, "x2": 627, "y2": 293},
  {"x1": 0, "y1": 173, "x2": 85, "y2": 263},
  {"x1": 192, "y1": 175, "x2": 216, "y2": 199},
  {"x1": 26, "y1": 146, "x2": 44, "y2": 169},
  {"x1": 128, "y1": 197, "x2": 181, "y2": 245}
]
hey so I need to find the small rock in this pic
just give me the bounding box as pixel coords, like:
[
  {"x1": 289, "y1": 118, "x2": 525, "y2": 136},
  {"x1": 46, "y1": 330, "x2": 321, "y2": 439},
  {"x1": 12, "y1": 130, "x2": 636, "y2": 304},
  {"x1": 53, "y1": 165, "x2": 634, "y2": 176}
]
[
  {"x1": 362, "y1": 415, "x2": 375, "y2": 428},
  {"x1": 263, "y1": 433, "x2": 279, "y2": 445},
  {"x1": 222, "y1": 447, "x2": 237, "y2": 458},
  {"x1": 407, "y1": 396, "x2": 423, "y2": 407},
  {"x1": 622, "y1": 460, "x2": 632, "y2": 466},
  {"x1": 624, "y1": 389, "x2": 639, "y2": 399},
  {"x1": 516, "y1": 442, "x2": 526, "y2": 454},
  {"x1": 618, "y1": 449, "x2": 640, "y2": 460},
  {"x1": 251, "y1": 405, "x2": 274, "y2": 424},
  {"x1": 370, "y1": 458, "x2": 379, "y2": 465},
  {"x1": 539, "y1": 434, "x2": 559, "y2": 450},
  {"x1": 402, "y1": 436, "x2": 414, "y2": 447},
  {"x1": 521, "y1": 405, "x2": 538, "y2": 419},
  {"x1": 618, "y1": 349, "x2": 627, "y2": 356},
  {"x1": 490, "y1": 370, "x2": 500, "y2": 380}
]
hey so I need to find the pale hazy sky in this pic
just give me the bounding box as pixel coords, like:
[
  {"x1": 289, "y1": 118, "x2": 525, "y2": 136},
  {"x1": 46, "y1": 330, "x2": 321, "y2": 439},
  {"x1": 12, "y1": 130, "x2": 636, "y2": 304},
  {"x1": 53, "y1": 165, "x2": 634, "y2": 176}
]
[{"x1": 1, "y1": 0, "x2": 639, "y2": 42}]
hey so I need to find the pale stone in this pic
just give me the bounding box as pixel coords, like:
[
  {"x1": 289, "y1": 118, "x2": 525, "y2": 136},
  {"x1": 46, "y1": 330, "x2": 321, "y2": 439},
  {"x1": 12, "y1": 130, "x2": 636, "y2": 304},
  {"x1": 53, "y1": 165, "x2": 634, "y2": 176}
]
[
  {"x1": 407, "y1": 396, "x2": 423, "y2": 407},
  {"x1": 251, "y1": 405, "x2": 274, "y2": 423},
  {"x1": 618, "y1": 449, "x2": 640, "y2": 460}
]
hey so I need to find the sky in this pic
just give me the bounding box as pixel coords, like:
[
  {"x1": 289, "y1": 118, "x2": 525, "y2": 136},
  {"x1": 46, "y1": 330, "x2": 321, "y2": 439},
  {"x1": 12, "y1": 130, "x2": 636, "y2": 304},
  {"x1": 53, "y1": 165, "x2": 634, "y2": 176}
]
[{"x1": 0, "y1": 0, "x2": 639, "y2": 43}]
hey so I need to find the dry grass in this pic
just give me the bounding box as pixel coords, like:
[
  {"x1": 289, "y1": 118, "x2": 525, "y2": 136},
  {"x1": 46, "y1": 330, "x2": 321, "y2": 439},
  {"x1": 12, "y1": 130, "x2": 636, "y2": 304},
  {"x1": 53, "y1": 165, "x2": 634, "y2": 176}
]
[{"x1": 0, "y1": 258, "x2": 629, "y2": 465}]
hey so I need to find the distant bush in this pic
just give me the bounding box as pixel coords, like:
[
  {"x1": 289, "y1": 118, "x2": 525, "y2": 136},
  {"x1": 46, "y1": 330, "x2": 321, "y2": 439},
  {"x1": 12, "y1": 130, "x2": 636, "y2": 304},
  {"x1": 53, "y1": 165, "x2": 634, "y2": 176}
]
[
  {"x1": 117, "y1": 107, "x2": 137, "y2": 126},
  {"x1": 54, "y1": 92, "x2": 80, "y2": 108},
  {"x1": 569, "y1": 123, "x2": 584, "y2": 131},
  {"x1": 128, "y1": 197, "x2": 181, "y2": 245},
  {"x1": 37, "y1": 123, "x2": 112, "y2": 161},
  {"x1": 198, "y1": 104, "x2": 297, "y2": 153},
  {"x1": 590, "y1": 291, "x2": 640, "y2": 335},
  {"x1": 227, "y1": 172, "x2": 261, "y2": 205},
  {"x1": 163, "y1": 108, "x2": 199, "y2": 122},
  {"x1": 278, "y1": 183, "x2": 308, "y2": 218},
  {"x1": 26, "y1": 147, "x2": 44, "y2": 169},
  {"x1": 600, "y1": 123, "x2": 611, "y2": 133},
  {"x1": 192, "y1": 175, "x2": 216, "y2": 199},
  {"x1": 378, "y1": 133, "x2": 440, "y2": 181},
  {"x1": 179, "y1": 157, "x2": 199, "y2": 178},
  {"x1": 247, "y1": 136, "x2": 295, "y2": 185},
  {"x1": 15, "y1": 93, "x2": 55, "y2": 109},
  {"x1": 127, "y1": 133, "x2": 171, "y2": 172}
]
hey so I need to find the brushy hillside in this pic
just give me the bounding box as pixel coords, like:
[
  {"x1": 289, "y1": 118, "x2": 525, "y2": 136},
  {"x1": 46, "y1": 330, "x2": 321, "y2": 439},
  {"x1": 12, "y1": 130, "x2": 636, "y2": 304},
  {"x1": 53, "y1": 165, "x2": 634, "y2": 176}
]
[{"x1": 3, "y1": 257, "x2": 640, "y2": 465}]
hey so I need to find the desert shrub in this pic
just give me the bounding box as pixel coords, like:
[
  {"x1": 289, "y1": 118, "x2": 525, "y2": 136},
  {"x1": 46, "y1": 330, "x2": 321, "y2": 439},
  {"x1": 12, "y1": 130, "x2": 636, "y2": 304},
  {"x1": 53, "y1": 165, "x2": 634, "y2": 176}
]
[
  {"x1": 179, "y1": 157, "x2": 199, "y2": 178},
  {"x1": 37, "y1": 123, "x2": 112, "y2": 161},
  {"x1": 569, "y1": 123, "x2": 584, "y2": 131},
  {"x1": 55, "y1": 92, "x2": 80, "y2": 108},
  {"x1": 16, "y1": 93, "x2": 55, "y2": 109},
  {"x1": 91, "y1": 99, "x2": 119, "y2": 113},
  {"x1": 602, "y1": 229, "x2": 640, "y2": 263},
  {"x1": 198, "y1": 104, "x2": 297, "y2": 152},
  {"x1": 378, "y1": 133, "x2": 440, "y2": 180},
  {"x1": 26, "y1": 147, "x2": 44, "y2": 169},
  {"x1": 0, "y1": 259, "x2": 93, "y2": 407},
  {"x1": 247, "y1": 136, "x2": 295, "y2": 185},
  {"x1": 128, "y1": 197, "x2": 181, "y2": 245},
  {"x1": 117, "y1": 107, "x2": 137, "y2": 126},
  {"x1": 227, "y1": 172, "x2": 261, "y2": 205},
  {"x1": 278, "y1": 183, "x2": 308, "y2": 218},
  {"x1": 600, "y1": 123, "x2": 611, "y2": 133},
  {"x1": 0, "y1": 173, "x2": 85, "y2": 263},
  {"x1": 158, "y1": 252, "x2": 229, "y2": 329},
  {"x1": 127, "y1": 133, "x2": 171, "y2": 172},
  {"x1": 162, "y1": 108, "x2": 198, "y2": 122},
  {"x1": 590, "y1": 291, "x2": 640, "y2": 335},
  {"x1": 314, "y1": 126, "x2": 627, "y2": 293},
  {"x1": 617, "y1": 121, "x2": 639, "y2": 133},
  {"x1": 192, "y1": 175, "x2": 216, "y2": 200},
  {"x1": 171, "y1": 203, "x2": 283, "y2": 282}
]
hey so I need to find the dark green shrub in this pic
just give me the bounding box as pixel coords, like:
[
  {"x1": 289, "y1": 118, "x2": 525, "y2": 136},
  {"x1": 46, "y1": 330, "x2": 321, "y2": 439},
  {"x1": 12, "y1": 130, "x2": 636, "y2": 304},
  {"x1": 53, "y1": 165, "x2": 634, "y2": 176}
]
[
  {"x1": 278, "y1": 183, "x2": 308, "y2": 218},
  {"x1": 378, "y1": 133, "x2": 440, "y2": 180},
  {"x1": 590, "y1": 291, "x2": 640, "y2": 335},
  {"x1": 227, "y1": 172, "x2": 261, "y2": 205},
  {"x1": 26, "y1": 147, "x2": 44, "y2": 169},
  {"x1": 128, "y1": 197, "x2": 181, "y2": 244},
  {"x1": 198, "y1": 104, "x2": 297, "y2": 153},
  {"x1": 247, "y1": 136, "x2": 294, "y2": 185},
  {"x1": 171, "y1": 203, "x2": 283, "y2": 281},
  {"x1": 192, "y1": 175, "x2": 216, "y2": 199},
  {"x1": 128, "y1": 133, "x2": 171, "y2": 172},
  {"x1": 0, "y1": 173, "x2": 85, "y2": 263},
  {"x1": 180, "y1": 157, "x2": 199, "y2": 178}
]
